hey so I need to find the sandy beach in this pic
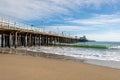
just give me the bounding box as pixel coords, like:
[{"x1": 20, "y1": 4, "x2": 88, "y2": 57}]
[{"x1": 0, "y1": 54, "x2": 120, "y2": 80}]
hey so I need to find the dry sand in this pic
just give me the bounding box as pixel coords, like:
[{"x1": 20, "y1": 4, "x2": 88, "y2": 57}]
[{"x1": 0, "y1": 54, "x2": 120, "y2": 80}]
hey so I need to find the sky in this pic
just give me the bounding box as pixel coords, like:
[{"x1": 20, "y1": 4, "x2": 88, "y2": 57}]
[{"x1": 0, "y1": 0, "x2": 120, "y2": 41}]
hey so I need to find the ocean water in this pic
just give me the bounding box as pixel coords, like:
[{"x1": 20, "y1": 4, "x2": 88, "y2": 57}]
[
  {"x1": 1, "y1": 41, "x2": 120, "y2": 69},
  {"x1": 74, "y1": 42, "x2": 120, "y2": 61},
  {"x1": 26, "y1": 41, "x2": 120, "y2": 69},
  {"x1": 1, "y1": 41, "x2": 120, "y2": 61},
  {"x1": 29, "y1": 42, "x2": 120, "y2": 62},
  {"x1": 76, "y1": 41, "x2": 120, "y2": 49}
]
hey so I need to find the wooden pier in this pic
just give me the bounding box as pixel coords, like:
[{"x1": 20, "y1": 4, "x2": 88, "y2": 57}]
[{"x1": 0, "y1": 18, "x2": 79, "y2": 48}]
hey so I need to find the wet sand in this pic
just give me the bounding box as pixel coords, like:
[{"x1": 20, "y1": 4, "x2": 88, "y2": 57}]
[{"x1": 0, "y1": 54, "x2": 120, "y2": 80}]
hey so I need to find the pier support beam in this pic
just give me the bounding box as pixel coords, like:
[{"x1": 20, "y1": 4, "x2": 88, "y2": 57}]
[
  {"x1": 45, "y1": 35, "x2": 48, "y2": 46},
  {"x1": 25, "y1": 34, "x2": 27, "y2": 47},
  {"x1": 60, "y1": 38, "x2": 62, "y2": 43},
  {"x1": 39, "y1": 35, "x2": 41, "y2": 46},
  {"x1": 57, "y1": 37, "x2": 59, "y2": 43},
  {"x1": 50, "y1": 36, "x2": 53, "y2": 46},
  {"x1": 48, "y1": 37, "x2": 50, "y2": 46},
  {"x1": 54, "y1": 37, "x2": 56, "y2": 44},
  {"x1": 29, "y1": 34, "x2": 32, "y2": 47},
  {"x1": 34, "y1": 36, "x2": 37, "y2": 46},
  {"x1": 41, "y1": 35, "x2": 44, "y2": 45},
  {"x1": 1, "y1": 33, "x2": 5, "y2": 48},
  {"x1": 50, "y1": 36, "x2": 52, "y2": 45},
  {"x1": 44, "y1": 36, "x2": 46, "y2": 46},
  {"x1": 15, "y1": 32, "x2": 17, "y2": 48},
  {"x1": 8, "y1": 33, "x2": 12, "y2": 48}
]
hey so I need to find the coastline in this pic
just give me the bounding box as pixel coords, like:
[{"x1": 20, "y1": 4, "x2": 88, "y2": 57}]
[
  {"x1": 0, "y1": 47, "x2": 85, "y2": 62},
  {"x1": 0, "y1": 47, "x2": 120, "y2": 69},
  {"x1": 0, "y1": 53, "x2": 120, "y2": 80}
]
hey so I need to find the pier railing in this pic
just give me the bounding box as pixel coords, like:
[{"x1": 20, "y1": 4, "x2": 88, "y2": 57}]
[{"x1": 0, "y1": 18, "x2": 72, "y2": 37}]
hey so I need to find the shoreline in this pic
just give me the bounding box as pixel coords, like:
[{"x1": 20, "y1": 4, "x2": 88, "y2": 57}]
[
  {"x1": 0, "y1": 47, "x2": 120, "y2": 70},
  {"x1": 0, "y1": 53, "x2": 120, "y2": 80},
  {"x1": 0, "y1": 47, "x2": 85, "y2": 62}
]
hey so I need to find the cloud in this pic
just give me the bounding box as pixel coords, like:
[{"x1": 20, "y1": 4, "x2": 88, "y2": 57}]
[
  {"x1": 0, "y1": 0, "x2": 120, "y2": 41},
  {"x1": 68, "y1": 13, "x2": 120, "y2": 41},
  {"x1": 36, "y1": 12, "x2": 120, "y2": 41},
  {"x1": 46, "y1": 25, "x2": 97, "y2": 32},
  {"x1": 0, "y1": 0, "x2": 118, "y2": 20},
  {"x1": 0, "y1": 0, "x2": 69, "y2": 20},
  {"x1": 70, "y1": 13, "x2": 120, "y2": 26},
  {"x1": 46, "y1": 25, "x2": 120, "y2": 41},
  {"x1": 75, "y1": 30, "x2": 120, "y2": 41}
]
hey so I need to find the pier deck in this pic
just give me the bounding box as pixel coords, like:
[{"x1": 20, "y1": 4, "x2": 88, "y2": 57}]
[{"x1": 0, "y1": 18, "x2": 79, "y2": 48}]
